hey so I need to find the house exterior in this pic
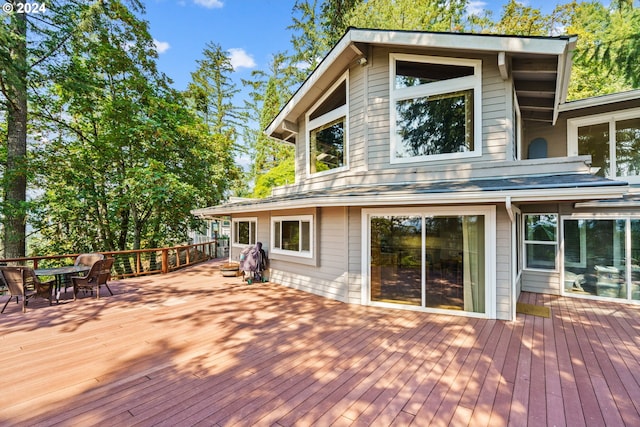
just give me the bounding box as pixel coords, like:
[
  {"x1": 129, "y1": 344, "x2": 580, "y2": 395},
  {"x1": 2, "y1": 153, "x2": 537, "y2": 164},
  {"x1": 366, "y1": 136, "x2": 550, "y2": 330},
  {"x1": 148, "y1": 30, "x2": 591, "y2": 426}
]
[{"x1": 192, "y1": 28, "x2": 640, "y2": 321}]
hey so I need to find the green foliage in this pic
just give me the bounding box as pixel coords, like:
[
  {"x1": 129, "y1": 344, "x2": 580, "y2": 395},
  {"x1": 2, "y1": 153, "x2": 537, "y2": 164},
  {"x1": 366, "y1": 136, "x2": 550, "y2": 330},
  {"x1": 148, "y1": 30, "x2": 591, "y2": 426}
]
[
  {"x1": 584, "y1": 2, "x2": 640, "y2": 88},
  {"x1": 345, "y1": 0, "x2": 468, "y2": 32},
  {"x1": 557, "y1": 1, "x2": 636, "y2": 99},
  {"x1": 492, "y1": 0, "x2": 550, "y2": 35},
  {"x1": 321, "y1": 0, "x2": 364, "y2": 46},
  {"x1": 252, "y1": 159, "x2": 296, "y2": 198},
  {"x1": 27, "y1": 1, "x2": 235, "y2": 255},
  {"x1": 243, "y1": 53, "x2": 296, "y2": 186}
]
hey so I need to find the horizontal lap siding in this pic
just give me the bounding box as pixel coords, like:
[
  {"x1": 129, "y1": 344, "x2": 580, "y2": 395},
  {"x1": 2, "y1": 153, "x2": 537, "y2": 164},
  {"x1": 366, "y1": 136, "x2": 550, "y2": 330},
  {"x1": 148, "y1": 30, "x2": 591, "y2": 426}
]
[
  {"x1": 347, "y1": 207, "x2": 363, "y2": 304},
  {"x1": 270, "y1": 207, "x2": 349, "y2": 303},
  {"x1": 522, "y1": 270, "x2": 560, "y2": 294},
  {"x1": 349, "y1": 65, "x2": 366, "y2": 171}
]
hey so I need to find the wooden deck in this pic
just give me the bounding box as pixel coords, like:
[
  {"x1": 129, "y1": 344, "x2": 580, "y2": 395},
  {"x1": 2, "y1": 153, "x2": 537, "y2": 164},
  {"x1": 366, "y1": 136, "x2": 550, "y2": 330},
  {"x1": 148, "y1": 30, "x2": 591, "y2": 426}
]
[{"x1": 1, "y1": 259, "x2": 640, "y2": 426}]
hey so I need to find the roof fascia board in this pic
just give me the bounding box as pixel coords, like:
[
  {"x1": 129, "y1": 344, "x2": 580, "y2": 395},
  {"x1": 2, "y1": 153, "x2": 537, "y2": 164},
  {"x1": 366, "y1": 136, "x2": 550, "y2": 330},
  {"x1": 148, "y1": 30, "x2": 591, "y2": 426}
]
[
  {"x1": 350, "y1": 29, "x2": 573, "y2": 55},
  {"x1": 265, "y1": 31, "x2": 356, "y2": 137},
  {"x1": 553, "y1": 36, "x2": 578, "y2": 124},
  {"x1": 559, "y1": 89, "x2": 640, "y2": 112}
]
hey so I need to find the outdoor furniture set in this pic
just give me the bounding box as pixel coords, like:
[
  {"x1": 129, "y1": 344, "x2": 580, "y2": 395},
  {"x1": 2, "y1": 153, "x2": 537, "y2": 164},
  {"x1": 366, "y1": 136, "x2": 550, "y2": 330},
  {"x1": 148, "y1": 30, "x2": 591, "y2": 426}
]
[{"x1": 0, "y1": 253, "x2": 114, "y2": 313}]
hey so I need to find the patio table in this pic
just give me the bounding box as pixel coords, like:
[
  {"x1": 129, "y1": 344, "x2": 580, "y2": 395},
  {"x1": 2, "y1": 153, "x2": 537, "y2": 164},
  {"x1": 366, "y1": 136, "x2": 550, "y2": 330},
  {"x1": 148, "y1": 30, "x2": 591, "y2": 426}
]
[{"x1": 35, "y1": 265, "x2": 90, "y2": 302}]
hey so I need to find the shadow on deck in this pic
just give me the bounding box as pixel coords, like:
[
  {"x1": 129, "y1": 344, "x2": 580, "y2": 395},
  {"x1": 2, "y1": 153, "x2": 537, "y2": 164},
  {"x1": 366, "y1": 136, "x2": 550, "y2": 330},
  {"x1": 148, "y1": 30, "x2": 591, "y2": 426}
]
[{"x1": 1, "y1": 259, "x2": 639, "y2": 426}]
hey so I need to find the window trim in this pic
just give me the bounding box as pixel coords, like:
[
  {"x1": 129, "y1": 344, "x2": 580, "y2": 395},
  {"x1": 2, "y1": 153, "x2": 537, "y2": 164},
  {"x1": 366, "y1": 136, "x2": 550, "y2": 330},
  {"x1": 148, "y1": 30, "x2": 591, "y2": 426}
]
[
  {"x1": 567, "y1": 107, "x2": 640, "y2": 183},
  {"x1": 231, "y1": 217, "x2": 257, "y2": 248},
  {"x1": 389, "y1": 53, "x2": 482, "y2": 164},
  {"x1": 560, "y1": 213, "x2": 640, "y2": 302},
  {"x1": 523, "y1": 213, "x2": 558, "y2": 272},
  {"x1": 361, "y1": 205, "x2": 496, "y2": 319},
  {"x1": 270, "y1": 215, "x2": 314, "y2": 259},
  {"x1": 305, "y1": 71, "x2": 349, "y2": 177}
]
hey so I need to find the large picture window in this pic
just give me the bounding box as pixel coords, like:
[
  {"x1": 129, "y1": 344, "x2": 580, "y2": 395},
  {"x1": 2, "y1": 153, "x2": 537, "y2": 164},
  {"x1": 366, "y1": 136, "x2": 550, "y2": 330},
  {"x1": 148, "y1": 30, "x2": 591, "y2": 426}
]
[
  {"x1": 271, "y1": 215, "x2": 313, "y2": 258},
  {"x1": 232, "y1": 218, "x2": 256, "y2": 246},
  {"x1": 524, "y1": 214, "x2": 558, "y2": 270},
  {"x1": 568, "y1": 108, "x2": 640, "y2": 182},
  {"x1": 390, "y1": 54, "x2": 481, "y2": 163},
  {"x1": 306, "y1": 74, "x2": 348, "y2": 176}
]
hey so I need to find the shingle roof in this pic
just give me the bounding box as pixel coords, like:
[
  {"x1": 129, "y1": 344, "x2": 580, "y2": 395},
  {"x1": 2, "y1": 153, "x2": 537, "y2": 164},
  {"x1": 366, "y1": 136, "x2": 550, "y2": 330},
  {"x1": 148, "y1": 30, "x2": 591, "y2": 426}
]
[{"x1": 192, "y1": 174, "x2": 628, "y2": 217}]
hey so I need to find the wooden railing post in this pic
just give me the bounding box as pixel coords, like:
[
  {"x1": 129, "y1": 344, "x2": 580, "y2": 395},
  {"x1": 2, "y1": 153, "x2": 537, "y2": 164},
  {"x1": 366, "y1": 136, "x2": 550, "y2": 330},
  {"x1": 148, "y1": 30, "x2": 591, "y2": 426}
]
[
  {"x1": 162, "y1": 249, "x2": 169, "y2": 274},
  {"x1": 1, "y1": 240, "x2": 218, "y2": 278}
]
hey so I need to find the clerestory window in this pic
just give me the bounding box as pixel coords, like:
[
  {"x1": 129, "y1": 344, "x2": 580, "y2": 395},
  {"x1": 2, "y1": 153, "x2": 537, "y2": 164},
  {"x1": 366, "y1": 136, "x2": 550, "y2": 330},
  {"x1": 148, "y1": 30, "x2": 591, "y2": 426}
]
[{"x1": 306, "y1": 73, "x2": 348, "y2": 176}]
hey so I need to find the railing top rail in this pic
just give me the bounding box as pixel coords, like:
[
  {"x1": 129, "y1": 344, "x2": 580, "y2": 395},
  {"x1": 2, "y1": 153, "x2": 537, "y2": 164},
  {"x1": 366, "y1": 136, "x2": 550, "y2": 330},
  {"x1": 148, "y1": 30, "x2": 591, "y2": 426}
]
[{"x1": 0, "y1": 240, "x2": 219, "y2": 264}]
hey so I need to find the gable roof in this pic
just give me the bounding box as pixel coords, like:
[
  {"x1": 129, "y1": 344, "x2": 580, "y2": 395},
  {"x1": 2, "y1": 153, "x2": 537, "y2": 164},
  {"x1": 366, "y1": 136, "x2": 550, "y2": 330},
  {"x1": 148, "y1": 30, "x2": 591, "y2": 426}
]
[{"x1": 267, "y1": 28, "x2": 577, "y2": 142}]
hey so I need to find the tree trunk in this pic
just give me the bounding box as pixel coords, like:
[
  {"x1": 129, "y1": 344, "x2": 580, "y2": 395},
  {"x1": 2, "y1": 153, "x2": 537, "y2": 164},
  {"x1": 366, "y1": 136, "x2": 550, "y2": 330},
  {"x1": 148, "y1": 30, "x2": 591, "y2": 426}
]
[{"x1": 3, "y1": 7, "x2": 28, "y2": 259}]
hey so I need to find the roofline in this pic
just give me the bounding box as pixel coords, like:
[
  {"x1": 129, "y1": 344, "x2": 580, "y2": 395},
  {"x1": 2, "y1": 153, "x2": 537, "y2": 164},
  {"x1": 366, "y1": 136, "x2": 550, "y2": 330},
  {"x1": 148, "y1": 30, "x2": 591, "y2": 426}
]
[
  {"x1": 558, "y1": 89, "x2": 640, "y2": 113},
  {"x1": 191, "y1": 185, "x2": 627, "y2": 217},
  {"x1": 266, "y1": 28, "x2": 577, "y2": 138}
]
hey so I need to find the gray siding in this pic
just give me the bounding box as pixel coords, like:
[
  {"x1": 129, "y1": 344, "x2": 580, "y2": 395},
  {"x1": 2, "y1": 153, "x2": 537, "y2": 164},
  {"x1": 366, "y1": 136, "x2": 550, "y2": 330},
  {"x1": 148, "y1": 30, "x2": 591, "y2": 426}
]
[
  {"x1": 347, "y1": 207, "x2": 363, "y2": 304},
  {"x1": 269, "y1": 207, "x2": 350, "y2": 303}
]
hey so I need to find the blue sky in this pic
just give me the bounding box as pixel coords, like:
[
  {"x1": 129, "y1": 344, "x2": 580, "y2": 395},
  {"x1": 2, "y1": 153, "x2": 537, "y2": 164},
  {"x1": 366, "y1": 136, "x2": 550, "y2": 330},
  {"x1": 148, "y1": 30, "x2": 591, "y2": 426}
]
[
  {"x1": 142, "y1": 0, "x2": 529, "y2": 91},
  {"x1": 145, "y1": 0, "x2": 297, "y2": 90}
]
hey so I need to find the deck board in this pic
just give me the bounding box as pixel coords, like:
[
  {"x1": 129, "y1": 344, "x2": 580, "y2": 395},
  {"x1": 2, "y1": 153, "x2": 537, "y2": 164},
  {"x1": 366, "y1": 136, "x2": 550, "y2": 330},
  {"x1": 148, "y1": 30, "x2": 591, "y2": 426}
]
[{"x1": 2, "y1": 259, "x2": 640, "y2": 426}]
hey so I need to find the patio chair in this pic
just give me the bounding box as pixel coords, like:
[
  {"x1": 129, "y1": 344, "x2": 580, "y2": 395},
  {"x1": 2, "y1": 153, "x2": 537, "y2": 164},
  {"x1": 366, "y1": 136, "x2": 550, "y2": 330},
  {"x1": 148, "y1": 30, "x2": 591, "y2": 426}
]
[
  {"x1": 68, "y1": 253, "x2": 104, "y2": 292},
  {"x1": 0, "y1": 266, "x2": 55, "y2": 313},
  {"x1": 96, "y1": 257, "x2": 114, "y2": 298},
  {"x1": 74, "y1": 253, "x2": 104, "y2": 268},
  {"x1": 72, "y1": 258, "x2": 114, "y2": 300}
]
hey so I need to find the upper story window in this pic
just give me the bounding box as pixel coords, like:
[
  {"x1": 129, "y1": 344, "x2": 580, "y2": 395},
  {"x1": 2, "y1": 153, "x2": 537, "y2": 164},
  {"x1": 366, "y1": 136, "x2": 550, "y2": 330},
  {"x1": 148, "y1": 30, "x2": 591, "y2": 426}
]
[
  {"x1": 232, "y1": 217, "x2": 257, "y2": 247},
  {"x1": 306, "y1": 73, "x2": 348, "y2": 176},
  {"x1": 568, "y1": 107, "x2": 640, "y2": 183},
  {"x1": 390, "y1": 54, "x2": 482, "y2": 164}
]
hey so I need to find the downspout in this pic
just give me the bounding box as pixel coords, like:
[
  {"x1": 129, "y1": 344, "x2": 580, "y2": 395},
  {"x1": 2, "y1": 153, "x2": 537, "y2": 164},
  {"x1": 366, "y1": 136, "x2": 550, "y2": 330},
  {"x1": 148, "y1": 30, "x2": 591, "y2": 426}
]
[{"x1": 506, "y1": 195, "x2": 514, "y2": 223}]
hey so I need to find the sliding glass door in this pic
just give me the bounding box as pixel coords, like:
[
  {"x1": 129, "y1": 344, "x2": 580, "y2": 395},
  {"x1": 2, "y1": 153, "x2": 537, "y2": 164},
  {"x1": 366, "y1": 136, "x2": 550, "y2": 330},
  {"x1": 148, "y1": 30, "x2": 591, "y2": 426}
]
[
  {"x1": 370, "y1": 216, "x2": 422, "y2": 305},
  {"x1": 563, "y1": 217, "x2": 640, "y2": 301},
  {"x1": 368, "y1": 208, "x2": 491, "y2": 315}
]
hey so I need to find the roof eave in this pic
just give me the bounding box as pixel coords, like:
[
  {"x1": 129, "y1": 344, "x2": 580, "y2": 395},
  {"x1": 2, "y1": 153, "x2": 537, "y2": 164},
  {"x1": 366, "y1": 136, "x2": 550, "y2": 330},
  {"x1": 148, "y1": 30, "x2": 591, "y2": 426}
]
[{"x1": 192, "y1": 185, "x2": 627, "y2": 217}]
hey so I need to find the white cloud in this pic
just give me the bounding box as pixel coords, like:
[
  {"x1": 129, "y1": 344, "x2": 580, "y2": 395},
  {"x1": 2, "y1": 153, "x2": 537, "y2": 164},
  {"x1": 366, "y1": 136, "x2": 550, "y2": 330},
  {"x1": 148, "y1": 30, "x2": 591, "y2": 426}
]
[
  {"x1": 194, "y1": 0, "x2": 223, "y2": 8},
  {"x1": 154, "y1": 39, "x2": 170, "y2": 54},
  {"x1": 228, "y1": 48, "x2": 256, "y2": 70},
  {"x1": 467, "y1": 1, "x2": 487, "y2": 15}
]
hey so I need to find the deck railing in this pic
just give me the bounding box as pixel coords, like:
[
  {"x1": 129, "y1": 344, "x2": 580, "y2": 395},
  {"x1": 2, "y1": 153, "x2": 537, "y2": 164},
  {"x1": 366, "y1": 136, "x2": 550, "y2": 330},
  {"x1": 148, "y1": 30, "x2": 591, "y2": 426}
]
[{"x1": 0, "y1": 240, "x2": 221, "y2": 279}]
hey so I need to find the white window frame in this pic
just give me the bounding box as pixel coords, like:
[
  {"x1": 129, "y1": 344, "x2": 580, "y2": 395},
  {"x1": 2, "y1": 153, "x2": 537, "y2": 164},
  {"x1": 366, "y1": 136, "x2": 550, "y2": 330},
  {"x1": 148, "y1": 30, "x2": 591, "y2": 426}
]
[
  {"x1": 306, "y1": 71, "x2": 349, "y2": 177},
  {"x1": 361, "y1": 206, "x2": 496, "y2": 319},
  {"x1": 523, "y1": 213, "x2": 558, "y2": 272},
  {"x1": 389, "y1": 54, "x2": 482, "y2": 164},
  {"x1": 561, "y1": 219, "x2": 588, "y2": 268},
  {"x1": 567, "y1": 107, "x2": 640, "y2": 183},
  {"x1": 232, "y1": 217, "x2": 257, "y2": 247},
  {"x1": 271, "y1": 215, "x2": 314, "y2": 259},
  {"x1": 561, "y1": 214, "x2": 640, "y2": 302}
]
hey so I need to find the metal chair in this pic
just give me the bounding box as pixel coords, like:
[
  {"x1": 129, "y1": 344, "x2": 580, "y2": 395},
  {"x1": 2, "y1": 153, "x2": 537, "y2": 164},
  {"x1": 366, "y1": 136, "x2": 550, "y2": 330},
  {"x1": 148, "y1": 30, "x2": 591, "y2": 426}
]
[{"x1": 0, "y1": 266, "x2": 55, "y2": 313}]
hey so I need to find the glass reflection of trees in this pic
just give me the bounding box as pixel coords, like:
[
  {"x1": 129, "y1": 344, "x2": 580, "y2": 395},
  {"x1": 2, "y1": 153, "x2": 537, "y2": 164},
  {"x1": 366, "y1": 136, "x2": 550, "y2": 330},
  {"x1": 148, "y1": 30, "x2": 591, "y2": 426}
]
[{"x1": 395, "y1": 90, "x2": 473, "y2": 158}]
